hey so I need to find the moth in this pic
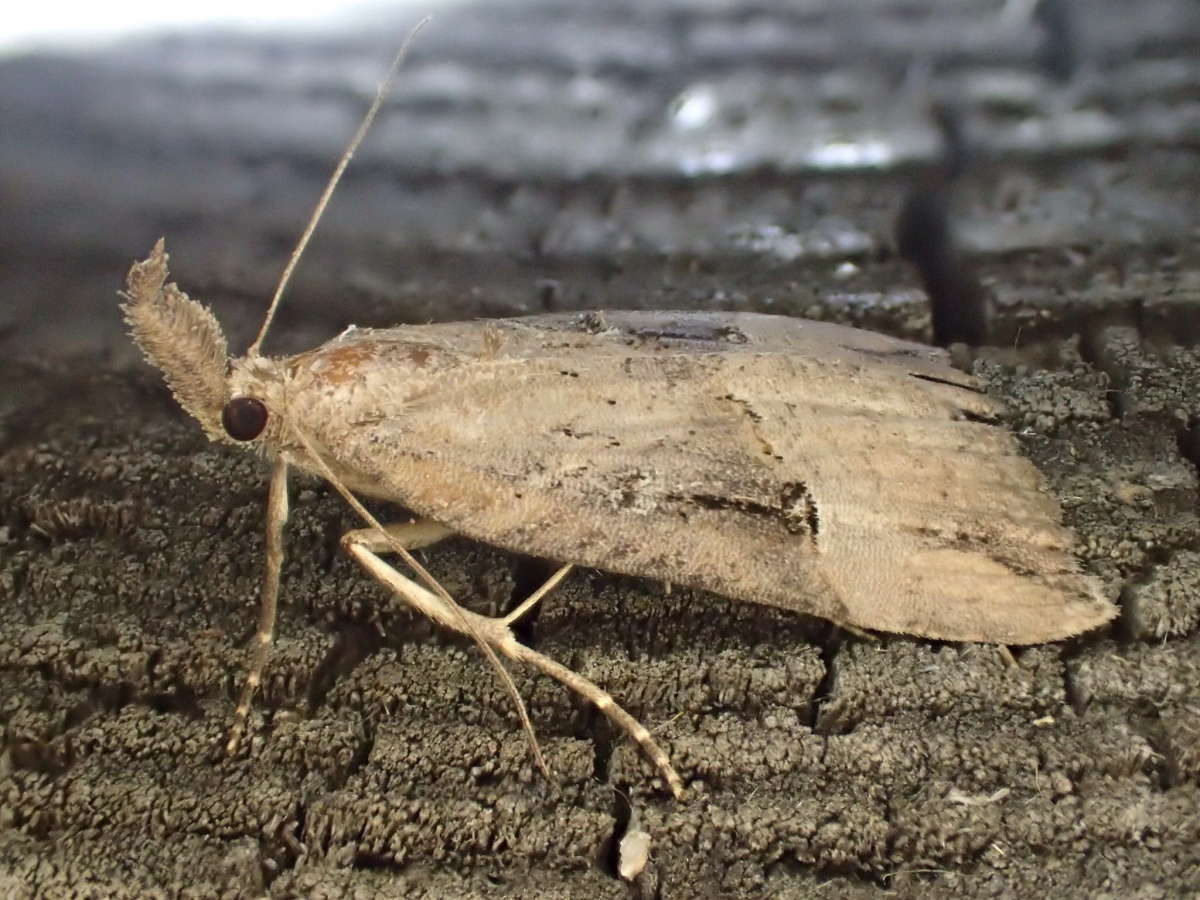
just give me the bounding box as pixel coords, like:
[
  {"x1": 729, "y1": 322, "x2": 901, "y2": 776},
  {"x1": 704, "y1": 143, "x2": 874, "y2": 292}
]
[{"x1": 120, "y1": 30, "x2": 1117, "y2": 800}]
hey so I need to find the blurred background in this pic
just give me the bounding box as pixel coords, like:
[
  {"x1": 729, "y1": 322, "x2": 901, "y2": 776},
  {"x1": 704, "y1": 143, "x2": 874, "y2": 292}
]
[{"x1": 3, "y1": 0, "x2": 1198, "y2": 362}]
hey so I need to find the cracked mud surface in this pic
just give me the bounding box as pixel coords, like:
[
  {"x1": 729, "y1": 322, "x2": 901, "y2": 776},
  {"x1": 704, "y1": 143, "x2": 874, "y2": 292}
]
[{"x1": 2, "y1": 0, "x2": 1199, "y2": 896}]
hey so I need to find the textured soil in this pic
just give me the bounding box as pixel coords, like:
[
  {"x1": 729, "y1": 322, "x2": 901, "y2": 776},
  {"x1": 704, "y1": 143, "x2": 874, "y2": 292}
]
[{"x1": 1, "y1": 0, "x2": 1198, "y2": 896}]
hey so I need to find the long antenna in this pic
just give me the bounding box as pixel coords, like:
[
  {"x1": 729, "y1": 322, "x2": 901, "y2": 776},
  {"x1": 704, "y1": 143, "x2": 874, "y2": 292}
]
[{"x1": 248, "y1": 16, "x2": 431, "y2": 357}]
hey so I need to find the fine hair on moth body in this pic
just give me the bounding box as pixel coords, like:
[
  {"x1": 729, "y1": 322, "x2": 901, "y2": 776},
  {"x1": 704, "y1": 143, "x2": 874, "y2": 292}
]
[{"x1": 121, "y1": 22, "x2": 1118, "y2": 801}]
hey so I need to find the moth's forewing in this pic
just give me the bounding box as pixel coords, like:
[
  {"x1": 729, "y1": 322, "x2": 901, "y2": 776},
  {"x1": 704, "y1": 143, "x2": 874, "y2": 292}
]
[{"x1": 285, "y1": 311, "x2": 1116, "y2": 645}]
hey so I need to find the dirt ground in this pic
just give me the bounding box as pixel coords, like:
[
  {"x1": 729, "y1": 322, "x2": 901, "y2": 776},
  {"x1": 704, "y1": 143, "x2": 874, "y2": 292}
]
[{"x1": 1, "y1": 0, "x2": 1198, "y2": 896}]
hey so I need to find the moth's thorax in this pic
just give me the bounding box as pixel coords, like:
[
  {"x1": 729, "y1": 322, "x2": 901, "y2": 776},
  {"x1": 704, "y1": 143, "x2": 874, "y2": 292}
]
[
  {"x1": 238, "y1": 327, "x2": 473, "y2": 475},
  {"x1": 282, "y1": 327, "x2": 468, "y2": 405}
]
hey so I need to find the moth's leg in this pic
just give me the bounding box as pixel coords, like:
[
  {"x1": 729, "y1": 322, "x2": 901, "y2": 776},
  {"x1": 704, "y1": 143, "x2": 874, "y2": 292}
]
[
  {"x1": 341, "y1": 523, "x2": 555, "y2": 780},
  {"x1": 503, "y1": 563, "x2": 574, "y2": 626},
  {"x1": 227, "y1": 458, "x2": 289, "y2": 754},
  {"x1": 839, "y1": 623, "x2": 876, "y2": 642},
  {"x1": 345, "y1": 520, "x2": 571, "y2": 625},
  {"x1": 343, "y1": 537, "x2": 685, "y2": 799},
  {"x1": 503, "y1": 627, "x2": 684, "y2": 800},
  {"x1": 341, "y1": 519, "x2": 454, "y2": 554}
]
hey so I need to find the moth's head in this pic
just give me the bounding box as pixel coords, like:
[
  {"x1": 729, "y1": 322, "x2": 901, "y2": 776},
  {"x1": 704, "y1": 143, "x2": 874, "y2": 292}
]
[
  {"x1": 121, "y1": 239, "x2": 282, "y2": 447},
  {"x1": 121, "y1": 25, "x2": 431, "y2": 451}
]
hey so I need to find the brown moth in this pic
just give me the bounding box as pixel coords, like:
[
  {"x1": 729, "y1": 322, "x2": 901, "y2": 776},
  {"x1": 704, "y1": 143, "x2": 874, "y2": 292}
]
[{"x1": 119, "y1": 30, "x2": 1117, "y2": 800}]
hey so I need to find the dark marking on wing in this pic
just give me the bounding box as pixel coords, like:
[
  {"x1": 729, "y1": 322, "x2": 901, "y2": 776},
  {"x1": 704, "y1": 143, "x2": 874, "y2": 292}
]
[
  {"x1": 848, "y1": 344, "x2": 943, "y2": 364},
  {"x1": 960, "y1": 409, "x2": 1001, "y2": 425},
  {"x1": 574, "y1": 311, "x2": 611, "y2": 334},
  {"x1": 719, "y1": 393, "x2": 781, "y2": 459},
  {"x1": 909, "y1": 522, "x2": 1064, "y2": 580},
  {"x1": 628, "y1": 322, "x2": 750, "y2": 344},
  {"x1": 781, "y1": 481, "x2": 820, "y2": 538},
  {"x1": 669, "y1": 481, "x2": 819, "y2": 545},
  {"x1": 564, "y1": 311, "x2": 749, "y2": 345},
  {"x1": 909, "y1": 372, "x2": 985, "y2": 394}
]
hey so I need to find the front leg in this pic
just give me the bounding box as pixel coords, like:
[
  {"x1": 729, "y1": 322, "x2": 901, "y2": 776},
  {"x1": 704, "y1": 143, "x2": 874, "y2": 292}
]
[
  {"x1": 342, "y1": 532, "x2": 686, "y2": 800},
  {"x1": 227, "y1": 457, "x2": 289, "y2": 754},
  {"x1": 226, "y1": 516, "x2": 455, "y2": 754}
]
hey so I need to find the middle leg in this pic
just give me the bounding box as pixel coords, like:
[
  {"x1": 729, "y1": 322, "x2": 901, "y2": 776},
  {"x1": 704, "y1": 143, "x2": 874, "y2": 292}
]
[{"x1": 343, "y1": 534, "x2": 685, "y2": 799}]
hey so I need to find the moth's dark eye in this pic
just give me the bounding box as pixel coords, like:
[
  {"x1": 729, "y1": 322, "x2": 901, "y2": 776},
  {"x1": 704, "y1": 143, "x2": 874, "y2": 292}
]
[{"x1": 222, "y1": 397, "x2": 268, "y2": 441}]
